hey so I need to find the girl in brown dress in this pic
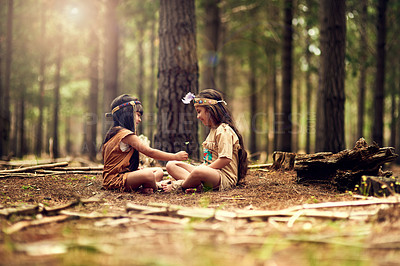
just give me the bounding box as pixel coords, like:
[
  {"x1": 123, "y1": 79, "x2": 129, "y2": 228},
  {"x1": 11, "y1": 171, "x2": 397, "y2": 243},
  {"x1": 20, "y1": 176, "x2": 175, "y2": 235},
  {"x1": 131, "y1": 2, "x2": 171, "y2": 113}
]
[{"x1": 102, "y1": 94, "x2": 188, "y2": 193}]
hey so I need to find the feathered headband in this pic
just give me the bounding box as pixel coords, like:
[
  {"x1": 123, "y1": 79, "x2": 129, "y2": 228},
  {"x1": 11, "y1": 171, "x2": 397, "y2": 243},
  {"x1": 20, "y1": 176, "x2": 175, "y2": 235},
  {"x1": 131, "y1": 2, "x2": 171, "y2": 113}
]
[
  {"x1": 182, "y1": 92, "x2": 227, "y2": 106},
  {"x1": 105, "y1": 100, "x2": 141, "y2": 117}
]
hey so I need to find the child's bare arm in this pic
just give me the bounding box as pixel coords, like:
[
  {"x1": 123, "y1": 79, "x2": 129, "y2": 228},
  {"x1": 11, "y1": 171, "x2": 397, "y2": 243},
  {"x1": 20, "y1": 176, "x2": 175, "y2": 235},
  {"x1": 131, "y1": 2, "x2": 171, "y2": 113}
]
[
  {"x1": 123, "y1": 134, "x2": 188, "y2": 161},
  {"x1": 208, "y1": 157, "x2": 231, "y2": 169}
]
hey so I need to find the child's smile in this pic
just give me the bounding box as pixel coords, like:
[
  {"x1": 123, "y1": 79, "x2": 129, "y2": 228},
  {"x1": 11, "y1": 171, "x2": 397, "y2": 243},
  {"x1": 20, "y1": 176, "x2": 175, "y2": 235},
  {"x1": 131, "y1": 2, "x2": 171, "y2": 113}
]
[{"x1": 195, "y1": 106, "x2": 213, "y2": 127}]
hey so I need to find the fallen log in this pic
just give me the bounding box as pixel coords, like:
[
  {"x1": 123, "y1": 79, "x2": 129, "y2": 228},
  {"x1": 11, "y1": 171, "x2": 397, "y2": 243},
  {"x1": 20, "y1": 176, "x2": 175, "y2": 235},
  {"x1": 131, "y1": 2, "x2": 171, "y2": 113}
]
[{"x1": 273, "y1": 138, "x2": 399, "y2": 192}]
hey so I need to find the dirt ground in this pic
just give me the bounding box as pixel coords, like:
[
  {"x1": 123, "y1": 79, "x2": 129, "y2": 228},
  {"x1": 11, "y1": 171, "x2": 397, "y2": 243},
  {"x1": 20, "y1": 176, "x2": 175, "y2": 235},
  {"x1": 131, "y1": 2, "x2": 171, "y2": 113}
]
[{"x1": 1, "y1": 164, "x2": 400, "y2": 265}]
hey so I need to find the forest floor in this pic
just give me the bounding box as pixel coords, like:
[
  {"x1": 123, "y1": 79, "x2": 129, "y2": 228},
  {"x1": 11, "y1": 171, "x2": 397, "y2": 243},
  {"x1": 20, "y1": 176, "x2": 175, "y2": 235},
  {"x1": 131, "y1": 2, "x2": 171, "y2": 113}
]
[{"x1": 1, "y1": 160, "x2": 400, "y2": 265}]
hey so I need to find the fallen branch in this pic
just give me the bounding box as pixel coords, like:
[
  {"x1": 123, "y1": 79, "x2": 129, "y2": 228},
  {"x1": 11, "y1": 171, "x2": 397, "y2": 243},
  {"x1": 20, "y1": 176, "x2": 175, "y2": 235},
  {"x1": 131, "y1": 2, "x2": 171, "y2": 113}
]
[
  {"x1": 1, "y1": 198, "x2": 101, "y2": 219},
  {"x1": 283, "y1": 196, "x2": 400, "y2": 212},
  {"x1": 0, "y1": 205, "x2": 41, "y2": 218},
  {"x1": 4, "y1": 215, "x2": 73, "y2": 235},
  {"x1": 0, "y1": 162, "x2": 69, "y2": 174},
  {"x1": 248, "y1": 163, "x2": 272, "y2": 169}
]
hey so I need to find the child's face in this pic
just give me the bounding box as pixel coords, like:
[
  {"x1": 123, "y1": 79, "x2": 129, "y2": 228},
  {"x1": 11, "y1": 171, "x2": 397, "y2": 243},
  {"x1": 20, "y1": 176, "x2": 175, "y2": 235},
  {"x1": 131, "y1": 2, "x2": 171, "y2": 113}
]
[
  {"x1": 195, "y1": 106, "x2": 213, "y2": 127},
  {"x1": 135, "y1": 112, "x2": 142, "y2": 126}
]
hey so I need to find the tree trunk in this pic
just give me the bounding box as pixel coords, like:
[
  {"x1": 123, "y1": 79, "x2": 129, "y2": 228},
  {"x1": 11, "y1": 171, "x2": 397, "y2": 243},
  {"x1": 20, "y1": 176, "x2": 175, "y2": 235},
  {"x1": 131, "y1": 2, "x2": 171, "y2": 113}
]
[
  {"x1": 272, "y1": 53, "x2": 278, "y2": 153},
  {"x1": 149, "y1": 16, "x2": 156, "y2": 142},
  {"x1": 200, "y1": 0, "x2": 220, "y2": 89},
  {"x1": 0, "y1": 1, "x2": 4, "y2": 158},
  {"x1": 19, "y1": 93, "x2": 26, "y2": 157},
  {"x1": 88, "y1": 27, "x2": 99, "y2": 161},
  {"x1": 65, "y1": 116, "x2": 71, "y2": 155},
  {"x1": 357, "y1": 0, "x2": 368, "y2": 139},
  {"x1": 137, "y1": 28, "x2": 145, "y2": 135},
  {"x1": 372, "y1": 0, "x2": 388, "y2": 147},
  {"x1": 103, "y1": 0, "x2": 119, "y2": 136},
  {"x1": 52, "y1": 33, "x2": 63, "y2": 159},
  {"x1": 315, "y1": 0, "x2": 346, "y2": 153},
  {"x1": 249, "y1": 9, "x2": 258, "y2": 156},
  {"x1": 277, "y1": 0, "x2": 293, "y2": 152},
  {"x1": 35, "y1": 1, "x2": 46, "y2": 156},
  {"x1": 155, "y1": 0, "x2": 199, "y2": 159},
  {"x1": 304, "y1": 0, "x2": 314, "y2": 154},
  {"x1": 305, "y1": 32, "x2": 312, "y2": 154},
  {"x1": 1, "y1": 0, "x2": 13, "y2": 159},
  {"x1": 217, "y1": 11, "x2": 227, "y2": 98}
]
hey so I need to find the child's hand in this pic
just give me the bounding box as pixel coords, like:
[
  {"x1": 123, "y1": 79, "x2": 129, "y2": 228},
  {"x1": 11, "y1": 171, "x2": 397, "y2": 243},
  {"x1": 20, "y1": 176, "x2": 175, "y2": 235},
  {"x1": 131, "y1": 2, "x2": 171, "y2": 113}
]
[{"x1": 175, "y1": 151, "x2": 188, "y2": 161}]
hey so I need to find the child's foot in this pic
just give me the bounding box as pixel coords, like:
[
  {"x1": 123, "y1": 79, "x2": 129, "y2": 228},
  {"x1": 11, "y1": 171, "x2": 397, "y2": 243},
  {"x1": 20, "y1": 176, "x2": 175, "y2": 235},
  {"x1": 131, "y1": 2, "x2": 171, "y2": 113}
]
[
  {"x1": 161, "y1": 180, "x2": 183, "y2": 193},
  {"x1": 157, "y1": 180, "x2": 171, "y2": 190},
  {"x1": 184, "y1": 184, "x2": 203, "y2": 194}
]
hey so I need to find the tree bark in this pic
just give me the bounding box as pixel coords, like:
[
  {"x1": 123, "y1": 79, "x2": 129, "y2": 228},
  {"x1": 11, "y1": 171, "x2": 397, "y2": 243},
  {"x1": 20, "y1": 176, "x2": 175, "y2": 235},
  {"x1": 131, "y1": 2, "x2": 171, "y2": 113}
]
[
  {"x1": 277, "y1": 0, "x2": 293, "y2": 152},
  {"x1": 137, "y1": 27, "x2": 145, "y2": 134},
  {"x1": 357, "y1": 0, "x2": 368, "y2": 140},
  {"x1": 88, "y1": 27, "x2": 99, "y2": 161},
  {"x1": 103, "y1": 0, "x2": 119, "y2": 136},
  {"x1": 315, "y1": 0, "x2": 346, "y2": 153},
  {"x1": 52, "y1": 31, "x2": 63, "y2": 159},
  {"x1": 372, "y1": 0, "x2": 388, "y2": 147},
  {"x1": 149, "y1": 16, "x2": 156, "y2": 142},
  {"x1": 1, "y1": 0, "x2": 13, "y2": 158},
  {"x1": 200, "y1": 0, "x2": 220, "y2": 89},
  {"x1": 249, "y1": 8, "x2": 258, "y2": 156},
  {"x1": 155, "y1": 0, "x2": 199, "y2": 158},
  {"x1": 35, "y1": 1, "x2": 46, "y2": 156}
]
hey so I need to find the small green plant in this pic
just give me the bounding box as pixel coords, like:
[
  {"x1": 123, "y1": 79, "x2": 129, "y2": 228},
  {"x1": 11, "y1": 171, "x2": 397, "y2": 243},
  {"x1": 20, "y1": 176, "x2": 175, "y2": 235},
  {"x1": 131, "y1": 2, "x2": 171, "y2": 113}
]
[{"x1": 21, "y1": 185, "x2": 38, "y2": 190}]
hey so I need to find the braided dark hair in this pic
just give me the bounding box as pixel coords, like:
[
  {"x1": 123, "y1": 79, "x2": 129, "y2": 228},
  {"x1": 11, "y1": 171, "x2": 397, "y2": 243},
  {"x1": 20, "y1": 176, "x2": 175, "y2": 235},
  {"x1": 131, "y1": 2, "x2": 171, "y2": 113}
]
[{"x1": 103, "y1": 94, "x2": 143, "y2": 171}]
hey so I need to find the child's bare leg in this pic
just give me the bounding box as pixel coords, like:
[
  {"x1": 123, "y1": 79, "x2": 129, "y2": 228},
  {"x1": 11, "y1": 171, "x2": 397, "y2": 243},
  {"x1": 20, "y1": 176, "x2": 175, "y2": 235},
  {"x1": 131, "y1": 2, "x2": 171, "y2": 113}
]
[
  {"x1": 146, "y1": 167, "x2": 164, "y2": 182},
  {"x1": 162, "y1": 165, "x2": 220, "y2": 193},
  {"x1": 166, "y1": 161, "x2": 195, "y2": 180},
  {"x1": 182, "y1": 166, "x2": 220, "y2": 193},
  {"x1": 125, "y1": 168, "x2": 157, "y2": 193}
]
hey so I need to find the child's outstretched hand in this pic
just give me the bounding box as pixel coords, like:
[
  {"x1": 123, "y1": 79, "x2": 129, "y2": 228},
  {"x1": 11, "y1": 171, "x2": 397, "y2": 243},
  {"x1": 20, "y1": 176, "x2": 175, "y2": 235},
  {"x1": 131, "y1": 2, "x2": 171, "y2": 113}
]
[{"x1": 175, "y1": 151, "x2": 188, "y2": 161}]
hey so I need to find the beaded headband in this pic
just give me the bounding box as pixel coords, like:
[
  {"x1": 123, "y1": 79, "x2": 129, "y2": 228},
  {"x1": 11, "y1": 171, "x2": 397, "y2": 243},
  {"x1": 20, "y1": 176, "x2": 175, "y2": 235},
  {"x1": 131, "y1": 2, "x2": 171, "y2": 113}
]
[
  {"x1": 182, "y1": 92, "x2": 227, "y2": 106},
  {"x1": 105, "y1": 100, "x2": 141, "y2": 117}
]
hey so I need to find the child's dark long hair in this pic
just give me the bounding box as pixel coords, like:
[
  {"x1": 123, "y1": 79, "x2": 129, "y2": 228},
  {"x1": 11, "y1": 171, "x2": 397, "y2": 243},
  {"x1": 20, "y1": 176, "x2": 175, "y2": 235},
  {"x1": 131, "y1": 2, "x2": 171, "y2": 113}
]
[
  {"x1": 199, "y1": 89, "x2": 248, "y2": 183},
  {"x1": 103, "y1": 94, "x2": 143, "y2": 171}
]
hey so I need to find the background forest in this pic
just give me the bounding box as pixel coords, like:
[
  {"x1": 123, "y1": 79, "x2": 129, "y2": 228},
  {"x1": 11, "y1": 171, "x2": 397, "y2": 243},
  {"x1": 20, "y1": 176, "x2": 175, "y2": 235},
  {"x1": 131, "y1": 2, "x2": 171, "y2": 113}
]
[{"x1": 0, "y1": 0, "x2": 399, "y2": 164}]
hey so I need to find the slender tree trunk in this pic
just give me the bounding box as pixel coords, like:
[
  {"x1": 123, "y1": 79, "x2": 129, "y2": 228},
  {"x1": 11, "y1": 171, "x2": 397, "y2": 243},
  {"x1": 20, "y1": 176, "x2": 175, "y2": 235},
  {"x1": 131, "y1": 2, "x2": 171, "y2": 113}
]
[
  {"x1": 277, "y1": 0, "x2": 293, "y2": 152},
  {"x1": 155, "y1": 0, "x2": 199, "y2": 158},
  {"x1": 35, "y1": 1, "x2": 46, "y2": 156},
  {"x1": 149, "y1": 16, "x2": 156, "y2": 142},
  {"x1": 0, "y1": 1, "x2": 4, "y2": 158},
  {"x1": 305, "y1": 32, "x2": 312, "y2": 153},
  {"x1": 52, "y1": 32, "x2": 63, "y2": 159},
  {"x1": 249, "y1": 6, "x2": 259, "y2": 156},
  {"x1": 304, "y1": 0, "x2": 315, "y2": 154},
  {"x1": 272, "y1": 53, "x2": 278, "y2": 152},
  {"x1": 88, "y1": 28, "x2": 99, "y2": 161},
  {"x1": 137, "y1": 28, "x2": 145, "y2": 134},
  {"x1": 1, "y1": 0, "x2": 13, "y2": 158},
  {"x1": 357, "y1": 0, "x2": 368, "y2": 139},
  {"x1": 12, "y1": 100, "x2": 18, "y2": 157},
  {"x1": 217, "y1": 2, "x2": 228, "y2": 98},
  {"x1": 65, "y1": 116, "x2": 71, "y2": 155},
  {"x1": 103, "y1": 0, "x2": 119, "y2": 136},
  {"x1": 249, "y1": 33, "x2": 257, "y2": 156},
  {"x1": 201, "y1": 0, "x2": 220, "y2": 89},
  {"x1": 316, "y1": 0, "x2": 346, "y2": 153},
  {"x1": 372, "y1": 0, "x2": 388, "y2": 147},
  {"x1": 19, "y1": 93, "x2": 26, "y2": 157},
  {"x1": 390, "y1": 85, "x2": 396, "y2": 148}
]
